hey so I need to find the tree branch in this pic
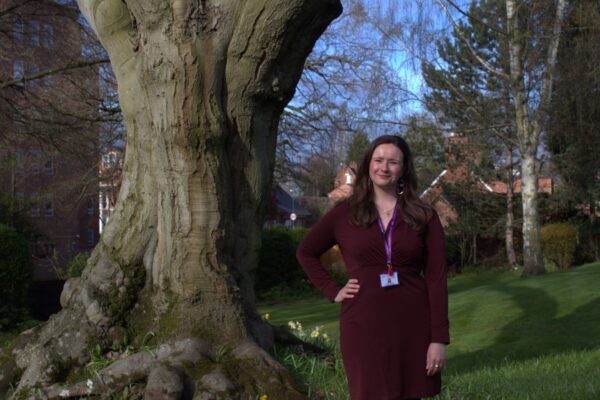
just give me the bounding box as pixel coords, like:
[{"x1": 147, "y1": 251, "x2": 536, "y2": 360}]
[
  {"x1": 0, "y1": 0, "x2": 36, "y2": 19},
  {"x1": 436, "y1": 0, "x2": 510, "y2": 80},
  {"x1": 532, "y1": 0, "x2": 568, "y2": 140},
  {"x1": 0, "y1": 58, "x2": 109, "y2": 89}
]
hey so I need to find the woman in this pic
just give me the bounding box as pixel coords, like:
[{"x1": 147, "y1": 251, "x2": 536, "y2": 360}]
[{"x1": 296, "y1": 135, "x2": 449, "y2": 400}]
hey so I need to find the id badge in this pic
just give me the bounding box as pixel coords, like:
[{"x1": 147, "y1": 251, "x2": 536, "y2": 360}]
[{"x1": 380, "y1": 271, "x2": 399, "y2": 287}]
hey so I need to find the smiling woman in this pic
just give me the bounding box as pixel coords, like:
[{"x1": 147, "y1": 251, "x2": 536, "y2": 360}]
[
  {"x1": 297, "y1": 135, "x2": 449, "y2": 400},
  {"x1": 369, "y1": 143, "x2": 404, "y2": 194}
]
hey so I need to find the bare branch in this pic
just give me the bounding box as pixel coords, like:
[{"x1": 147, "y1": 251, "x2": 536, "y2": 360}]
[
  {"x1": 435, "y1": 0, "x2": 510, "y2": 80},
  {"x1": 532, "y1": 0, "x2": 568, "y2": 140},
  {"x1": 0, "y1": 58, "x2": 109, "y2": 89}
]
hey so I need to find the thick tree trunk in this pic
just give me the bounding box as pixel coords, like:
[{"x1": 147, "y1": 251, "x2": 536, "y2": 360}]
[
  {"x1": 2, "y1": 1, "x2": 342, "y2": 398},
  {"x1": 505, "y1": 146, "x2": 517, "y2": 269}
]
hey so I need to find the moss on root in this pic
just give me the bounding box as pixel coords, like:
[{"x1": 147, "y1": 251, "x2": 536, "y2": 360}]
[
  {"x1": 96, "y1": 264, "x2": 146, "y2": 325},
  {"x1": 222, "y1": 355, "x2": 305, "y2": 400}
]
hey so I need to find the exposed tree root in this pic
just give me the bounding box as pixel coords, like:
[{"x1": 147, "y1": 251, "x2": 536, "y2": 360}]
[
  {"x1": 41, "y1": 338, "x2": 210, "y2": 399},
  {"x1": 6, "y1": 332, "x2": 305, "y2": 399},
  {"x1": 272, "y1": 325, "x2": 325, "y2": 354}
]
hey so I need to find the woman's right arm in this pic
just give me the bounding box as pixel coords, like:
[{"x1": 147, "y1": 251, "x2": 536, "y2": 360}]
[{"x1": 296, "y1": 204, "x2": 345, "y2": 302}]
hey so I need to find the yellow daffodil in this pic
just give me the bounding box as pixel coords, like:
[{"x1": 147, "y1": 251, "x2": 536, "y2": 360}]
[
  {"x1": 260, "y1": 395, "x2": 268, "y2": 400},
  {"x1": 311, "y1": 330, "x2": 319, "y2": 338},
  {"x1": 263, "y1": 312, "x2": 270, "y2": 320}
]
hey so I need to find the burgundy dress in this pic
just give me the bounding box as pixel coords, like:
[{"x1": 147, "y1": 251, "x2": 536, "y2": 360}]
[{"x1": 296, "y1": 201, "x2": 449, "y2": 400}]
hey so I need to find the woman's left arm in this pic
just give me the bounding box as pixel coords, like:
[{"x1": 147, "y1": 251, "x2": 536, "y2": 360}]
[
  {"x1": 423, "y1": 211, "x2": 449, "y2": 375},
  {"x1": 424, "y1": 210, "x2": 450, "y2": 345}
]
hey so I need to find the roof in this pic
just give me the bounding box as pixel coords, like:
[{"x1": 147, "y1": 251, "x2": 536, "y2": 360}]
[{"x1": 275, "y1": 185, "x2": 310, "y2": 216}]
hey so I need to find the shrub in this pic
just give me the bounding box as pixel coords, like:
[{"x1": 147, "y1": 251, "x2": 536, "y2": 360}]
[
  {"x1": 445, "y1": 234, "x2": 463, "y2": 271},
  {"x1": 256, "y1": 226, "x2": 308, "y2": 297},
  {"x1": 540, "y1": 223, "x2": 578, "y2": 269},
  {"x1": 574, "y1": 220, "x2": 600, "y2": 264},
  {"x1": 0, "y1": 224, "x2": 31, "y2": 325},
  {"x1": 67, "y1": 251, "x2": 90, "y2": 278},
  {"x1": 289, "y1": 227, "x2": 309, "y2": 248}
]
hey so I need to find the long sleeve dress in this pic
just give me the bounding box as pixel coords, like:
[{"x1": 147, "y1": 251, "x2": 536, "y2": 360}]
[{"x1": 296, "y1": 201, "x2": 449, "y2": 400}]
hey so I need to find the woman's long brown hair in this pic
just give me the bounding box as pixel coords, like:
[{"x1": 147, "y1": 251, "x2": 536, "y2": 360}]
[{"x1": 347, "y1": 135, "x2": 433, "y2": 231}]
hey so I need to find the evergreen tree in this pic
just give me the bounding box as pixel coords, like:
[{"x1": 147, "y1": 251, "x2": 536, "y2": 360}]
[
  {"x1": 402, "y1": 114, "x2": 446, "y2": 192},
  {"x1": 422, "y1": 0, "x2": 519, "y2": 267},
  {"x1": 346, "y1": 132, "x2": 370, "y2": 165},
  {"x1": 546, "y1": 1, "x2": 600, "y2": 220}
]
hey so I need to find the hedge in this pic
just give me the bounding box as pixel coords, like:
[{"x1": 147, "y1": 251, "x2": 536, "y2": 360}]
[
  {"x1": 255, "y1": 226, "x2": 308, "y2": 297},
  {"x1": 0, "y1": 224, "x2": 31, "y2": 327},
  {"x1": 540, "y1": 222, "x2": 578, "y2": 269}
]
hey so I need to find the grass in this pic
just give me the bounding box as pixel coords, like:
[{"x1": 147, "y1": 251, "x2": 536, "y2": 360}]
[
  {"x1": 3, "y1": 264, "x2": 598, "y2": 398},
  {"x1": 259, "y1": 262, "x2": 600, "y2": 399}
]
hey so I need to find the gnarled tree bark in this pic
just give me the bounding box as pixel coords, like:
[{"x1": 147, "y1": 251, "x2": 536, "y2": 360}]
[{"x1": 1, "y1": 0, "x2": 342, "y2": 398}]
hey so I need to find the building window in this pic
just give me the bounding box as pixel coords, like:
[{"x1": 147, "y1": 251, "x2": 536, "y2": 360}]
[
  {"x1": 102, "y1": 152, "x2": 117, "y2": 169},
  {"x1": 29, "y1": 63, "x2": 40, "y2": 87},
  {"x1": 44, "y1": 158, "x2": 55, "y2": 175},
  {"x1": 30, "y1": 192, "x2": 40, "y2": 218},
  {"x1": 30, "y1": 149, "x2": 40, "y2": 174},
  {"x1": 42, "y1": 24, "x2": 54, "y2": 48},
  {"x1": 87, "y1": 228, "x2": 95, "y2": 247},
  {"x1": 16, "y1": 192, "x2": 25, "y2": 210},
  {"x1": 29, "y1": 21, "x2": 40, "y2": 46},
  {"x1": 44, "y1": 243, "x2": 56, "y2": 257},
  {"x1": 86, "y1": 197, "x2": 95, "y2": 216},
  {"x1": 13, "y1": 60, "x2": 25, "y2": 87},
  {"x1": 15, "y1": 148, "x2": 25, "y2": 173},
  {"x1": 345, "y1": 172, "x2": 353, "y2": 185},
  {"x1": 13, "y1": 16, "x2": 25, "y2": 43},
  {"x1": 45, "y1": 194, "x2": 54, "y2": 217}
]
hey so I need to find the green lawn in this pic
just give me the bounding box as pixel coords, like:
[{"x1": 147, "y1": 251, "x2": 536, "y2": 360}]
[{"x1": 259, "y1": 262, "x2": 600, "y2": 399}]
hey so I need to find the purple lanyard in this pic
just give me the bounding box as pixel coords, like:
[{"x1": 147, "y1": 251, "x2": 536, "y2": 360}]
[{"x1": 377, "y1": 202, "x2": 398, "y2": 276}]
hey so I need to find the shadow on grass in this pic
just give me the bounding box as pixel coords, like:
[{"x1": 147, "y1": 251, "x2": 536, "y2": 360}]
[{"x1": 448, "y1": 278, "x2": 600, "y2": 374}]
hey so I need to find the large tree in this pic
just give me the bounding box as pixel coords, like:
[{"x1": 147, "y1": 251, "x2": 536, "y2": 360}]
[
  {"x1": 425, "y1": 0, "x2": 568, "y2": 275},
  {"x1": 0, "y1": 0, "x2": 341, "y2": 398},
  {"x1": 505, "y1": 0, "x2": 567, "y2": 275},
  {"x1": 422, "y1": 0, "x2": 519, "y2": 268},
  {"x1": 546, "y1": 0, "x2": 600, "y2": 222}
]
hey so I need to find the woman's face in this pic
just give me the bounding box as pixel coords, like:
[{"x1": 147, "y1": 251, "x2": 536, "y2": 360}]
[{"x1": 369, "y1": 143, "x2": 404, "y2": 192}]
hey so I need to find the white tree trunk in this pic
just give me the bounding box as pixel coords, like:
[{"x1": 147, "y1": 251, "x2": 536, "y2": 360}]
[
  {"x1": 505, "y1": 146, "x2": 517, "y2": 268},
  {"x1": 506, "y1": 0, "x2": 567, "y2": 276}
]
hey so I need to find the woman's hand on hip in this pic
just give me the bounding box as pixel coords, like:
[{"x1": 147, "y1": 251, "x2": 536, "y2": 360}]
[
  {"x1": 334, "y1": 279, "x2": 360, "y2": 303},
  {"x1": 426, "y1": 342, "x2": 447, "y2": 376}
]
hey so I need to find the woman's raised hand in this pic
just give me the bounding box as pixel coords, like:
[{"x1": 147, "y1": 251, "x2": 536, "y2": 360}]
[{"x1": 334, "y1": 279, "x2": 360, "y2": 303}]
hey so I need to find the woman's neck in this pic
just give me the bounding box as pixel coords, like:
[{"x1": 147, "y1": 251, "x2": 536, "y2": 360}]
[{"x1": 373, "y1": 186, "x2": 398, "y2": 206}]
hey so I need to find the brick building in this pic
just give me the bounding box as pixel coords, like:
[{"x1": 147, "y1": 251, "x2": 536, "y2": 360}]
[
  {"x1": 0, "y1": 0, "x2": 100, "y2": 285},
  {"x1": 99, "y1": 145, "x2": 123, "y2": 234},
  {"x1": 421, "y1": 134, "x2": 553, "y2": 228}
]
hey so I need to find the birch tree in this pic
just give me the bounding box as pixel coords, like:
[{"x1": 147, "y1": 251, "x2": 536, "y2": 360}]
[
  {"x1": 429, "y1": 0, "x2": 568, "y2": 275},
  {"x1": 506, "y1": 0, "x2": 567, "y2": 275},
  {"x1": 422, "y1": 0, "x2": 519, "y2": 269},
  {"x1": 0, "y1": 0, "x2": 341, "y2": 398}
]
